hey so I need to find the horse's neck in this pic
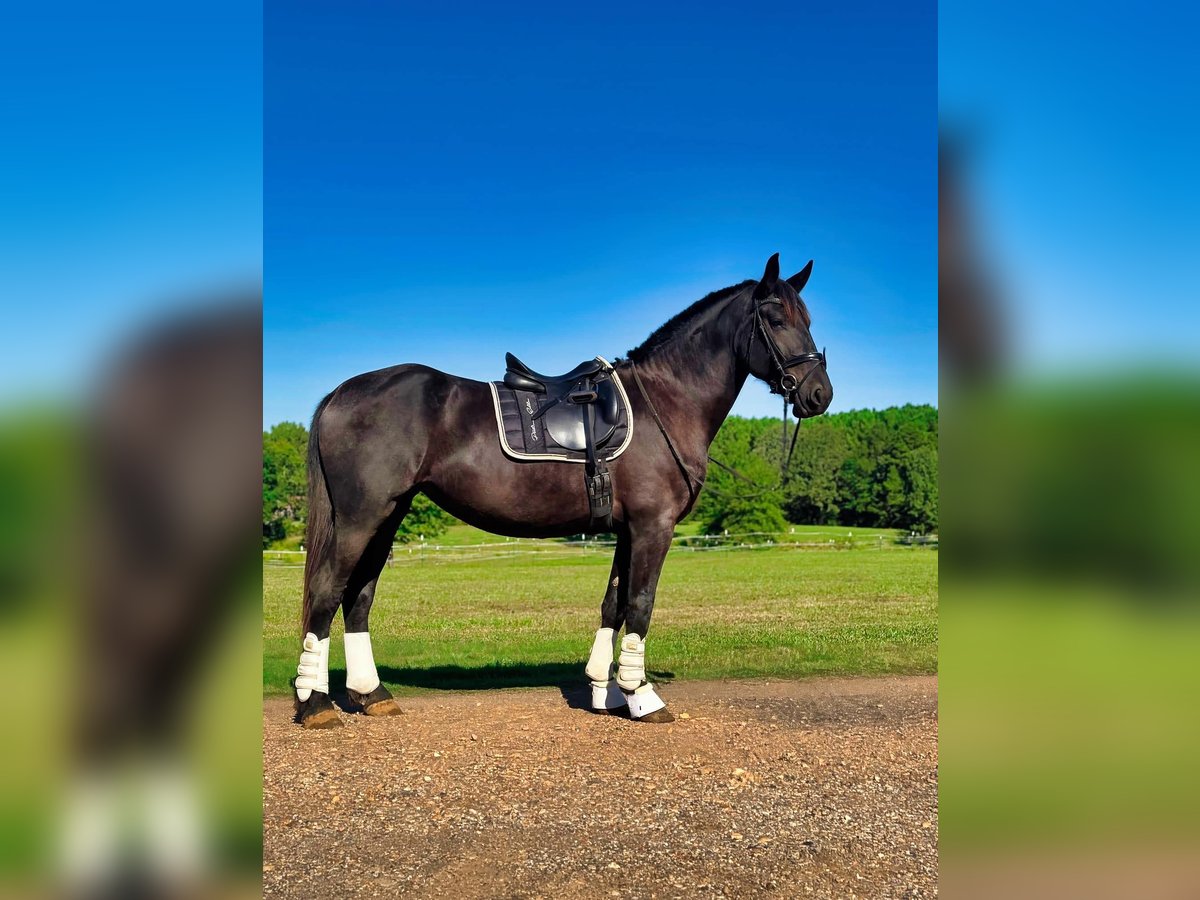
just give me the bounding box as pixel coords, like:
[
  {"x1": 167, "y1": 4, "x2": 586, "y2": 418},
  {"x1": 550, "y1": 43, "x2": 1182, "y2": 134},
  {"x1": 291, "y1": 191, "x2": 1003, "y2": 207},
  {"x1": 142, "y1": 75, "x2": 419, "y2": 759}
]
[{"x1": 632, "y1": 295, "x2": 749, "y2": 456}]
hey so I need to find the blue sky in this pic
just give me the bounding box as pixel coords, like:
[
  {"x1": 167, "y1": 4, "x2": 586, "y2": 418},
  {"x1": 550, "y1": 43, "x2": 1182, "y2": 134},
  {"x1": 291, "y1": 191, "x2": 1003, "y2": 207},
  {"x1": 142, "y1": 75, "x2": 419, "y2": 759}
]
[
  {"x1": 0, "y1": 4, "x2": 261, "y2": 407},
  {"x1": 265, "y1": 2, "x2": 937, "y2": 427}
]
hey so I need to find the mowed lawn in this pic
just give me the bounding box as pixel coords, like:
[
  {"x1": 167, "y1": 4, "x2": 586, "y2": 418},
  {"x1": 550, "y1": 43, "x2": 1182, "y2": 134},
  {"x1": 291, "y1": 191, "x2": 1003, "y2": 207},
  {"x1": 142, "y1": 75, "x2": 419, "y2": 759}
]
[{"x1": 262, "y1": 546, "x2": 938, "y2": 695}]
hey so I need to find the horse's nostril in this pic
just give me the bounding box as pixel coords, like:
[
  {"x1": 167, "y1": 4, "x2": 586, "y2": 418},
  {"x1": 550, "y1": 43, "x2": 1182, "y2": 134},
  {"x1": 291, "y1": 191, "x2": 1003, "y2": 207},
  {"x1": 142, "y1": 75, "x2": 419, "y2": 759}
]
[{"x1": 812, "y1": 386, "x2": 824, "y2": 404}]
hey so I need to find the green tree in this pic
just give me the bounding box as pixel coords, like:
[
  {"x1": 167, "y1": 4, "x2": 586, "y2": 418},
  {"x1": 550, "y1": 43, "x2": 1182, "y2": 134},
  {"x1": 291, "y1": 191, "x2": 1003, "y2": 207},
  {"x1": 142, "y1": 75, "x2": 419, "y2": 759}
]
[
  {"x1": 696, "y1": 417, "x2": 788, "y2": 535},
  {"x1": 703, "y1": 487, "x2": 787, "y2": 535},
  {"x1": 893, "y1": 442, "x2": 939, "y2": 533},
  {"x1": 393, "y1": 494, "x2": 456, "y2": 543},
  {"x1": 782, "y1": 421, "x2": 848, "y2": 524},
  {"x1": 263, "y1": 421, "x2": 308, "y2": 547}
]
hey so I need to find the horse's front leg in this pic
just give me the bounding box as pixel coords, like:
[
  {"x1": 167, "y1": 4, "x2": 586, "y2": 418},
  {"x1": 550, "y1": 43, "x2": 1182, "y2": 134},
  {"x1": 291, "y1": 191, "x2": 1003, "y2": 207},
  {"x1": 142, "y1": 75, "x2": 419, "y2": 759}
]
[
  {"x1": 585, "y1": 530, "x2": 630, "y2": 714},
  {"x1": 615, "y1": 519, "x2": 675, "y2": 723}
]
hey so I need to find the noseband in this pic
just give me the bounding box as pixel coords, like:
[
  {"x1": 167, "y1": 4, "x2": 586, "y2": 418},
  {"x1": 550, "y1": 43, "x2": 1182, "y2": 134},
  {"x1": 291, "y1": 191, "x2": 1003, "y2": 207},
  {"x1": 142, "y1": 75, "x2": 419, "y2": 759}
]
[{"x1": 750, "y1": 296, "x2": 827, "y2": 405}]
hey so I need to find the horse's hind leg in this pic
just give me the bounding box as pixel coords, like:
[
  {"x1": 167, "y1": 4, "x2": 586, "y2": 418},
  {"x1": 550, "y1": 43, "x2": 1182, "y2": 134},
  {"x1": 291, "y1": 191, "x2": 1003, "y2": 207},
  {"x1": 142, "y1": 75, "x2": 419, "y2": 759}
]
[
  {"x1": 339, "y1": 498, "x2": 411, "y2": 718},
  {"x1": 585, "y1": 530, "x2": 630, "y2": 714},
  {"x1": 294, "y1": 525, "x2": 374, "y2": 728},
  {"x1": 295, "y1": 506, "x2": 400, "y2": 729}
]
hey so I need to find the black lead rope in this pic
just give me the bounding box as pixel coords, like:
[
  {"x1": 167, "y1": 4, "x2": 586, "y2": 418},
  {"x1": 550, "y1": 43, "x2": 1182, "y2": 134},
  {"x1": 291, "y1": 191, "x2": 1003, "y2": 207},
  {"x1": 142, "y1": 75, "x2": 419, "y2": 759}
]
[
  {"x1": 706, "y1": 454, "x2": 761, "y2": 487},
  {"x1": 782, "y1": 396, "x2": 802, "y2": 487}
]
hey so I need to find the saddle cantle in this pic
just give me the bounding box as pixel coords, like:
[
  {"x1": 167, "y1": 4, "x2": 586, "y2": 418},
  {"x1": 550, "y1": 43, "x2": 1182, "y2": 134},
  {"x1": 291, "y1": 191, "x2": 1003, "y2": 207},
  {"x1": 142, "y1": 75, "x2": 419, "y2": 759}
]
[{"x1": 489, "y1": 354, "x2": 634, "y2": 532}]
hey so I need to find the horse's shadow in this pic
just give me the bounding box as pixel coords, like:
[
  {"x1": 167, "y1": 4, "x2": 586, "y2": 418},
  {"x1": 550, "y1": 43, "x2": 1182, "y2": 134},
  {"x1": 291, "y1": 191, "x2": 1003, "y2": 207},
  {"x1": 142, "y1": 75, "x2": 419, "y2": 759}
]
[{"x1": 327, "y1": 663, "x2": 675, "y2": 713}]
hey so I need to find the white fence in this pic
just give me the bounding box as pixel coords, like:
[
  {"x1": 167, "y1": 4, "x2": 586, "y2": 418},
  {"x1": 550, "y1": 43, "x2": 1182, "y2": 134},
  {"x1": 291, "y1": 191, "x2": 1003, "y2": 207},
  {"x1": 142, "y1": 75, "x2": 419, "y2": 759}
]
[{"x1": 263, "y1": 529, "x2": 937, "y2": 567}]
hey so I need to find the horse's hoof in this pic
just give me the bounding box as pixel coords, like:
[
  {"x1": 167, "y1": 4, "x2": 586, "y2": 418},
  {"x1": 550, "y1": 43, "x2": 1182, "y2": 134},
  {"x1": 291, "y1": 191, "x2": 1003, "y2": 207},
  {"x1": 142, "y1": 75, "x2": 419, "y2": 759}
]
[
  {"x1": 302, "y1": 708, "x2": 344, "y2": 729},
  {"x1": 294, "y1": 691, "x2": 343, "y2": 729},
  {"x1": 636, "y1": 708, "x2": 675, "y2": 724},
  {"x1": 364, "y1": 699, "x2": 404, "y2": 716},
  {"x1": 348, "y1": 684, "x2": 404, "y2": 717}
]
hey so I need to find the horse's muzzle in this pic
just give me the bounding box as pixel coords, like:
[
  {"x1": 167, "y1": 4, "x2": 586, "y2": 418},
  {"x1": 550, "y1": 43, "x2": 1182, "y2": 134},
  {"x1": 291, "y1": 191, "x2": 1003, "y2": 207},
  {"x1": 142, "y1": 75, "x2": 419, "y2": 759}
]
[{"x1": 793, "y1": 382, "x2": 832, "y2": 419}]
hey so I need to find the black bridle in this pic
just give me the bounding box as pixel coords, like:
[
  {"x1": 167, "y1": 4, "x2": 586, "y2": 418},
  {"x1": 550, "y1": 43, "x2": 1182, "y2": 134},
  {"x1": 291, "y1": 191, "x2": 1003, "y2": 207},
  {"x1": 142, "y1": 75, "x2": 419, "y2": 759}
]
[
  {"x1": 631, "y1": 290, "x2": 831, "y2": 503},
  {"x1": 740, "y1": 294, "x2": 829, "y2": 487},
  {"x1": 750, "y1": 295, "x2": 827, "y2": 406}
]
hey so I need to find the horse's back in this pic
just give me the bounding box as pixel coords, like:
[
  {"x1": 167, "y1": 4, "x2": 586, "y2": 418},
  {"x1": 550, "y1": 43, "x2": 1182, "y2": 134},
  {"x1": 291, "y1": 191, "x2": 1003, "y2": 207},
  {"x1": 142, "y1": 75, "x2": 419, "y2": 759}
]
[{"x1": 315, "y1": 364, "x2": 489, "y2": 483}]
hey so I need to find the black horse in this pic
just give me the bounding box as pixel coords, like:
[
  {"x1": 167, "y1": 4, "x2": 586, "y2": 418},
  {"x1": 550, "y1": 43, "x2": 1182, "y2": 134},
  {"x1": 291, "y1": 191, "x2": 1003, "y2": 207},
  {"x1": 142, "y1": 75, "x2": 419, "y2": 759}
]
[{"x1": 293, "y1": 254, "x2": 832, "y2": 727}]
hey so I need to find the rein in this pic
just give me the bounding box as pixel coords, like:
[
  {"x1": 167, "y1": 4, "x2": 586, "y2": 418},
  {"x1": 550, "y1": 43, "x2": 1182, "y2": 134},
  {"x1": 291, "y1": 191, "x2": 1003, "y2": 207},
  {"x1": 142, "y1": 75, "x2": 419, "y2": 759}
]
[
  {"x1": 628, "y1": 361, "x2": 703, "y2": 501},
  {"x1": 628, "y1": 362, "x2": 804, "y2": 503},
  {"x1": 627, "y1": 290, "x2": 827, "y2": 504}
]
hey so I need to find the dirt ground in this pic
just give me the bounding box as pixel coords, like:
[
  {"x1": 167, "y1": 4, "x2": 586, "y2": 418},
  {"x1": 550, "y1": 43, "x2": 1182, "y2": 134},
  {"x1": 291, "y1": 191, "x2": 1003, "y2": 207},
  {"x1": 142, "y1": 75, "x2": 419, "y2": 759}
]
[{"x1": 263, "y1": 677, "x2": 938, "y2": 899}]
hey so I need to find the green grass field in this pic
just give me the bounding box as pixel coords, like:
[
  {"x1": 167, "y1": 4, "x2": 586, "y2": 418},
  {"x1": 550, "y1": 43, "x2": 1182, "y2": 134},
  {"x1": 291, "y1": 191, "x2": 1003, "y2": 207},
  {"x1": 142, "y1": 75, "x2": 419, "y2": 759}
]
[{"x1": 263, "y1": 540, "x2": 938, "y2": 695}]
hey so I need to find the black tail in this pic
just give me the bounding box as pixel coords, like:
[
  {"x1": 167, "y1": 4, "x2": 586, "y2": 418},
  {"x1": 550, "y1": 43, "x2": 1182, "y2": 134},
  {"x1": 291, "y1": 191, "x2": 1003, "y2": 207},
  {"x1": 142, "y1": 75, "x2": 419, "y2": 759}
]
[{"x1": 300, "y1": 393, "x2": 336, "y2": 636}]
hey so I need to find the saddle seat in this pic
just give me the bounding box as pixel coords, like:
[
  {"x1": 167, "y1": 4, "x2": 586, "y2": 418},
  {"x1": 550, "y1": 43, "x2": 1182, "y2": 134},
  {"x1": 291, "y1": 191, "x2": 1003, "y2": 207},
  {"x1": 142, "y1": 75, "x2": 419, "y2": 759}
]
[
  {"x1": 503, "y1": 352, "x2": 604, "y2": 393},
  {"x1": 494, "y1": 353, "x2": 629, "y2": 532},
  {"x1": 501, "y1": 352, "x2": 620, "y2": 451}
]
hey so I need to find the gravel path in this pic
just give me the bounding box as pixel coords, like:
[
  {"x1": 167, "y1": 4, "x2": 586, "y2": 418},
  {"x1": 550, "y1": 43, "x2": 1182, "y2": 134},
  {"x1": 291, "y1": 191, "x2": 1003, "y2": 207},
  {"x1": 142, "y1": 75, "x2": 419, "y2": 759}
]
[{"x1": 263, "y1": 676, "x2": 937, "y2": 899}]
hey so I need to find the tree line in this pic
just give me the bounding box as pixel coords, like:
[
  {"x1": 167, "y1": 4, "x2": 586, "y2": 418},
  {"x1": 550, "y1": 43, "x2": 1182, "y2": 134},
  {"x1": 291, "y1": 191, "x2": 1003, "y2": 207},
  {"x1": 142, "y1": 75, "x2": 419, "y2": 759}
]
[
  {"x1": 263, "y1": 404, "x2": 937, "y2": 547},
  {"x1": 692, "y1": 404, "x2": 938, "y2": 536}
]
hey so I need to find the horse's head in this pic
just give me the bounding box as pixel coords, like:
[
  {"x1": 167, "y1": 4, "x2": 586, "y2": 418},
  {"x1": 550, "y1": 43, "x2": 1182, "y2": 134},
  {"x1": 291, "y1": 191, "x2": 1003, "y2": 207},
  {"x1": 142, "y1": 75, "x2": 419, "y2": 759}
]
[{"x1": 745, "y1": 253, "x2": 832, "y2": 418}]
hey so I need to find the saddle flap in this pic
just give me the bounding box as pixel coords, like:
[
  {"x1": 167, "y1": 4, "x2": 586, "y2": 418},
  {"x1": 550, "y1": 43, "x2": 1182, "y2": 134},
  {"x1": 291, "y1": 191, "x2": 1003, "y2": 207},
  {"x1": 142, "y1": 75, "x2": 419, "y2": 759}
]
[{"x1": 542, "y1": 379, "x2": 620, "y2": 451}]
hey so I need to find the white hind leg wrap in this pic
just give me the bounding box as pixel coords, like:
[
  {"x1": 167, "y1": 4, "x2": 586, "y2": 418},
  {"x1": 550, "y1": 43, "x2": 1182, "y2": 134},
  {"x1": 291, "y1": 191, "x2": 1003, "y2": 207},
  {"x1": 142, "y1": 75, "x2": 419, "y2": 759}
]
[
  {"x1": 344, "y1": 631, "x2": 381, "y2": 694},
  {"x1": 295, "y1": 632, "x2": 329, "y2": 702}
]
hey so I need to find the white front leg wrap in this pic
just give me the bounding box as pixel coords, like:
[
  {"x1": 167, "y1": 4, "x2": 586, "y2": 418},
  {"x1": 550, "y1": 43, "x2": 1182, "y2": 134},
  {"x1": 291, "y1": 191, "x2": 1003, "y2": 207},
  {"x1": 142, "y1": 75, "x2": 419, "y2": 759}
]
[
  {"x1": 585, "y1": 627, "x2": 619, "y2": 683},
  {"x1": 344, "y1": 631, "x2": 381, "y2": 694},
  {"x1": 592, "y1": 680, "x2": 628, "y2": 711},
  {"x1": 586, "y1": 627, "x2": 627, "y2": 711},
  {"x1": 295, "y1": 632, "x2": 329, "y2": 702},
  {"x1": 616, "y1": 634, "x2": 666, "y2": 717},
  {"x1": 141, "y1": 765, "x2": 206, "y2": 879},
  {"x1": 616, "y1": 633, "x2": 647, "y2": 690}
]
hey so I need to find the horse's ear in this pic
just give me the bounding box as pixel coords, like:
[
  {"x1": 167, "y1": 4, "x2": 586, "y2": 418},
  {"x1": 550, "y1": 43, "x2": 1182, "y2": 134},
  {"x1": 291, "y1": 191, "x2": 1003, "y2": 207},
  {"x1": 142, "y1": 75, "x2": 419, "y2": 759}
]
[
  {"x1": 786, "y1": 260, "x2": 814, "y2": 294},
  {"x1": 753, "y1": 253, "x2": 781, "y2": 299}
]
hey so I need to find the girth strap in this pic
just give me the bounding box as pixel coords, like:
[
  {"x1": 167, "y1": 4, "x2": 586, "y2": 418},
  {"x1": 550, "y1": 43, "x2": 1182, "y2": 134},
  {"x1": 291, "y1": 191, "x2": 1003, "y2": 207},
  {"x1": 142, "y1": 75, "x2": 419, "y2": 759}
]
[{"x1": 580, "y1": 375, "x2": 613, "y2": 532}]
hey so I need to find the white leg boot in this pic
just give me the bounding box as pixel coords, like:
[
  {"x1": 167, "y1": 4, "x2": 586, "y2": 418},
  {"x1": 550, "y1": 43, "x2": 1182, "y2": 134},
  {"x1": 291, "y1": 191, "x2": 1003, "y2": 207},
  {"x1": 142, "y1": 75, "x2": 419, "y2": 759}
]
[
  {"x1": 585, "y1": 627, "x2": 626, "y2": 712},
  {"x1": 294, "y1": 632, "x2": 342, "y2": 727},
  {"x1": 141, "y1": 763, "x2": 207, "y2": 886},
  {"x1": 344, "y1": 631, "x2": 381, "y2": 694},
  {"x1": 295, "y1": 632, "x2": 329, "y2": 702},
  {"x1": 344, "y1": 631, "x2": 402, "y2": 715},
  {"x1": 58, "y1": 774, "x2": 121, "y2": 893},
  {"x1": 616, "y1": 633, "x2": 670, "y2": 721}
]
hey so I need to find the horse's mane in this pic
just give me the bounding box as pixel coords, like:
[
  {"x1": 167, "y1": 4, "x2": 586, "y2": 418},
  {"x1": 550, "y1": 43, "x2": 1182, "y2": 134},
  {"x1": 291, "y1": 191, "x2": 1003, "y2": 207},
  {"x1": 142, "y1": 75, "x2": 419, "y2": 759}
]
[
  {"x1": 626, "y1": 280, "x2": 754, "y2": 362},
  {"x1": 625, "y1": 276, "x2": 811, "y2": 362}
]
